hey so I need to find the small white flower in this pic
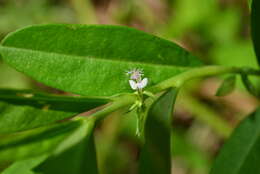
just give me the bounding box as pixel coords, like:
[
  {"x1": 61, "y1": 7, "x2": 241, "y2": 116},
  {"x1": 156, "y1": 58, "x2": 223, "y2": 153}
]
[
  {"x1": 129, "y1": 78, "x2": 148, "y2": 90},
  {"x1": 126, "y1": 68, "x2": 148, "y2": 90},
  {"x1": 125, "y1": 69, "x2": 150, "y2": 137}
]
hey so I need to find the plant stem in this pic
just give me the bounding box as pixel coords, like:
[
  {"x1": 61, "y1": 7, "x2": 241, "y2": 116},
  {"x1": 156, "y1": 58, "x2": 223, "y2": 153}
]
[
  {"x1": 88, "y1": 66, "x2": 260, "y2": 122},
  {"x1": 90, "y1": 94, "x2": 137, "y2": 122},
  {"x1": 148, "y1": 66, "x2": 260, "y2": 93}
]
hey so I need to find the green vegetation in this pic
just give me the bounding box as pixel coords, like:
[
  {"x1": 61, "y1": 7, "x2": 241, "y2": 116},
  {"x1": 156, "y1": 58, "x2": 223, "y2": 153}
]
[{"x1": 0, "y1": 0, "x2": 259, "y2": 174}]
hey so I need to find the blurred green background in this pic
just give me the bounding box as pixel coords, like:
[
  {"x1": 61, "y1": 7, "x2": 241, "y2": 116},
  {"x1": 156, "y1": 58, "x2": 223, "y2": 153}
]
[{"x1": 0, "y1": 0, "x2": 258, "y2": 174}]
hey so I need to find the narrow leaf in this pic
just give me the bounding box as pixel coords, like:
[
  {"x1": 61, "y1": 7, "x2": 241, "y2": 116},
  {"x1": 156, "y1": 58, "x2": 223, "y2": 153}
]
[
  {"x1": 241, "y1": 73, "x2": 258, "y2": 97},
  {"x1": 36, "y1": 134, "x2": 98, "y2": 174},
  {"x1": 139, "y1": 88, "x2": 178, "y2": 174},
  {"x1": 216, "y1": 75, "x2": 236, "y2": 96},
  {"x1": 0, "y1": 88, "x2": 108, "y2": 133},
  {"x1": 210, "y1": 108, "x2": 260, "y2": 174},
  {"x1": 251, "y1": 0, "x2": 260, "y2": 64},
  {"x1": 0, "y1": 24, "x2": 201, "y2": 96},
  {"x1": 1, "y1": 155, "x2": 47, "y2": 174},
  {"x1": 248, "y1": 0, "x2": 252, "y2": 9},
  {"x1": 0, "y1": 118, "x2": 93, "y2": 162}
]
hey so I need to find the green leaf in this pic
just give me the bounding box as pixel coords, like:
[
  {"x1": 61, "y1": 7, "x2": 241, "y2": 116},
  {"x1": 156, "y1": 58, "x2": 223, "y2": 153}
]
[
  {"x1": 0, "y1": 118, "x2": 94, "y2": 162},
  {"x1": 0, "y1": 24, "x2": 201, "y2": 96},
  {"x1": 215, "y1": 75, "x2": 236, "y2": 96},
  {"x1": 248, "y1": 0, "x2": 252, "y2": 9},
  {"x1": 139, "y1": 88, "x2": 178, "y2": 174},
  {"x1": 35, "y1": 134, "x2": 98, "y2": 174},
  {"x1": 241, "y1": 73, "x2": 258, "y2": 97},
  {"x1": 0, "y1": 88, "x2": 108, "y2": 133},
  {"x1": 251, "y1": 0, "x2": 260, "y2": 64},
  {"x1": 1, "y1": 155, "x2": 47, "y2": 174},
  {"x1": 210, "y1": 107, "x2": 260, "y2": 174}
]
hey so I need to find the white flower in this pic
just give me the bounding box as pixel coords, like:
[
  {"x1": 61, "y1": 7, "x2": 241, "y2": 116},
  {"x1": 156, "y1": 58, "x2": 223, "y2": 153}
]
[
  {"x1": 126, "y1": 68, "x2": 148, "y2": 90},
  {"x1": 129, "y1": 78, "x2": 148, "y2": 90}
]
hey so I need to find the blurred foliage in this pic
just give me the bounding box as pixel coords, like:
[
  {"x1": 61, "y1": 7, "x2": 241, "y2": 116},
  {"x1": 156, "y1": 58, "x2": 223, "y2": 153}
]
[
  {"x1": 0, "y1": 0, "x2": 257, "y2": 174},
  {"x1": 0, "y1": 0, "x2": 75, "y2": 36}
]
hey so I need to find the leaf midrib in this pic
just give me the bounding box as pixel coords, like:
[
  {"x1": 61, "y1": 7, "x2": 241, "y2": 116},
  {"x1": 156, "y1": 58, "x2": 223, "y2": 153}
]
[{"x1": 0, "y1": 45, "x2": 193, "y2": 70}]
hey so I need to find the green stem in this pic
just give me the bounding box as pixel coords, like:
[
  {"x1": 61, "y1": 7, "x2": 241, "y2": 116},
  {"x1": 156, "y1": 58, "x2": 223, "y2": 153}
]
[
  {"x1": 87, "y1": 66, "x2": 260, "y2": 122},
  {"x1": 149, "y1": 66, "x2": 260, "y2": 93},
  {"x1": 90, "y1": 94, "x2": 137, "y2": 122}
]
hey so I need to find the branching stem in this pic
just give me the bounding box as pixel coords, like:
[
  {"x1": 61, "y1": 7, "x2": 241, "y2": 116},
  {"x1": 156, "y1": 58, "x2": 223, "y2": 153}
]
[
  {"x1": 148, "y1": 66, "x2": 260, "y2": 93},
  {"x1": 90, "y1": 94, "x2": 137, "y2": 122},
  {"x1": 89, "y1": 65, "x2": 260, "y2": 121}
]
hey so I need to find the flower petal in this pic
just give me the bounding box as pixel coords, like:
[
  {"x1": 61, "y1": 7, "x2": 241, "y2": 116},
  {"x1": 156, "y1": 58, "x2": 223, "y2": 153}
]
[
  {"x1": 129, "y1": 80, "x2": 138, "y2": 90},
  {"x1": 137, "y1": 78, "x2": 148, "y2": 89}
]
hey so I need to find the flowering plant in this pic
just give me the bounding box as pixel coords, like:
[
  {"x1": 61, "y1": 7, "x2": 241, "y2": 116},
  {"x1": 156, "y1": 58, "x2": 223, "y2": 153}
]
[{"x1": 0, "y1": 3, "x2": 260, "y2": 172}]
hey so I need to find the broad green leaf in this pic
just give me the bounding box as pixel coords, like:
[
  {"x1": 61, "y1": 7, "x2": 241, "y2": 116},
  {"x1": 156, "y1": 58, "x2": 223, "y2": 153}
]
[
  {"x1": 251, "y1": 0, "x2": 260, "y2": 64},
  {"x1": 215, "y1": 75, "x2": 236, "y2": 96},
  {"x1": 1, "y1": 155, "x2": 47, "y2": 174},
  {"x1": 0, "y1": 89, "x2": 108, "y2": 133},
  {"x1": 210, "y1": 108, "x2": 260, "y2": 174},
  {"x1": 0, "y1": 118, "x2": 94, "y2": 162},
  {"x1": 0, "y1": 24, "x2": 201, "y2": 96},
  {"x1": 139, "y1": 88, "x2": 178, "y2": 174},
  {"x1": 36, "y1": 134, "x2": 98, "y2": 174}
]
